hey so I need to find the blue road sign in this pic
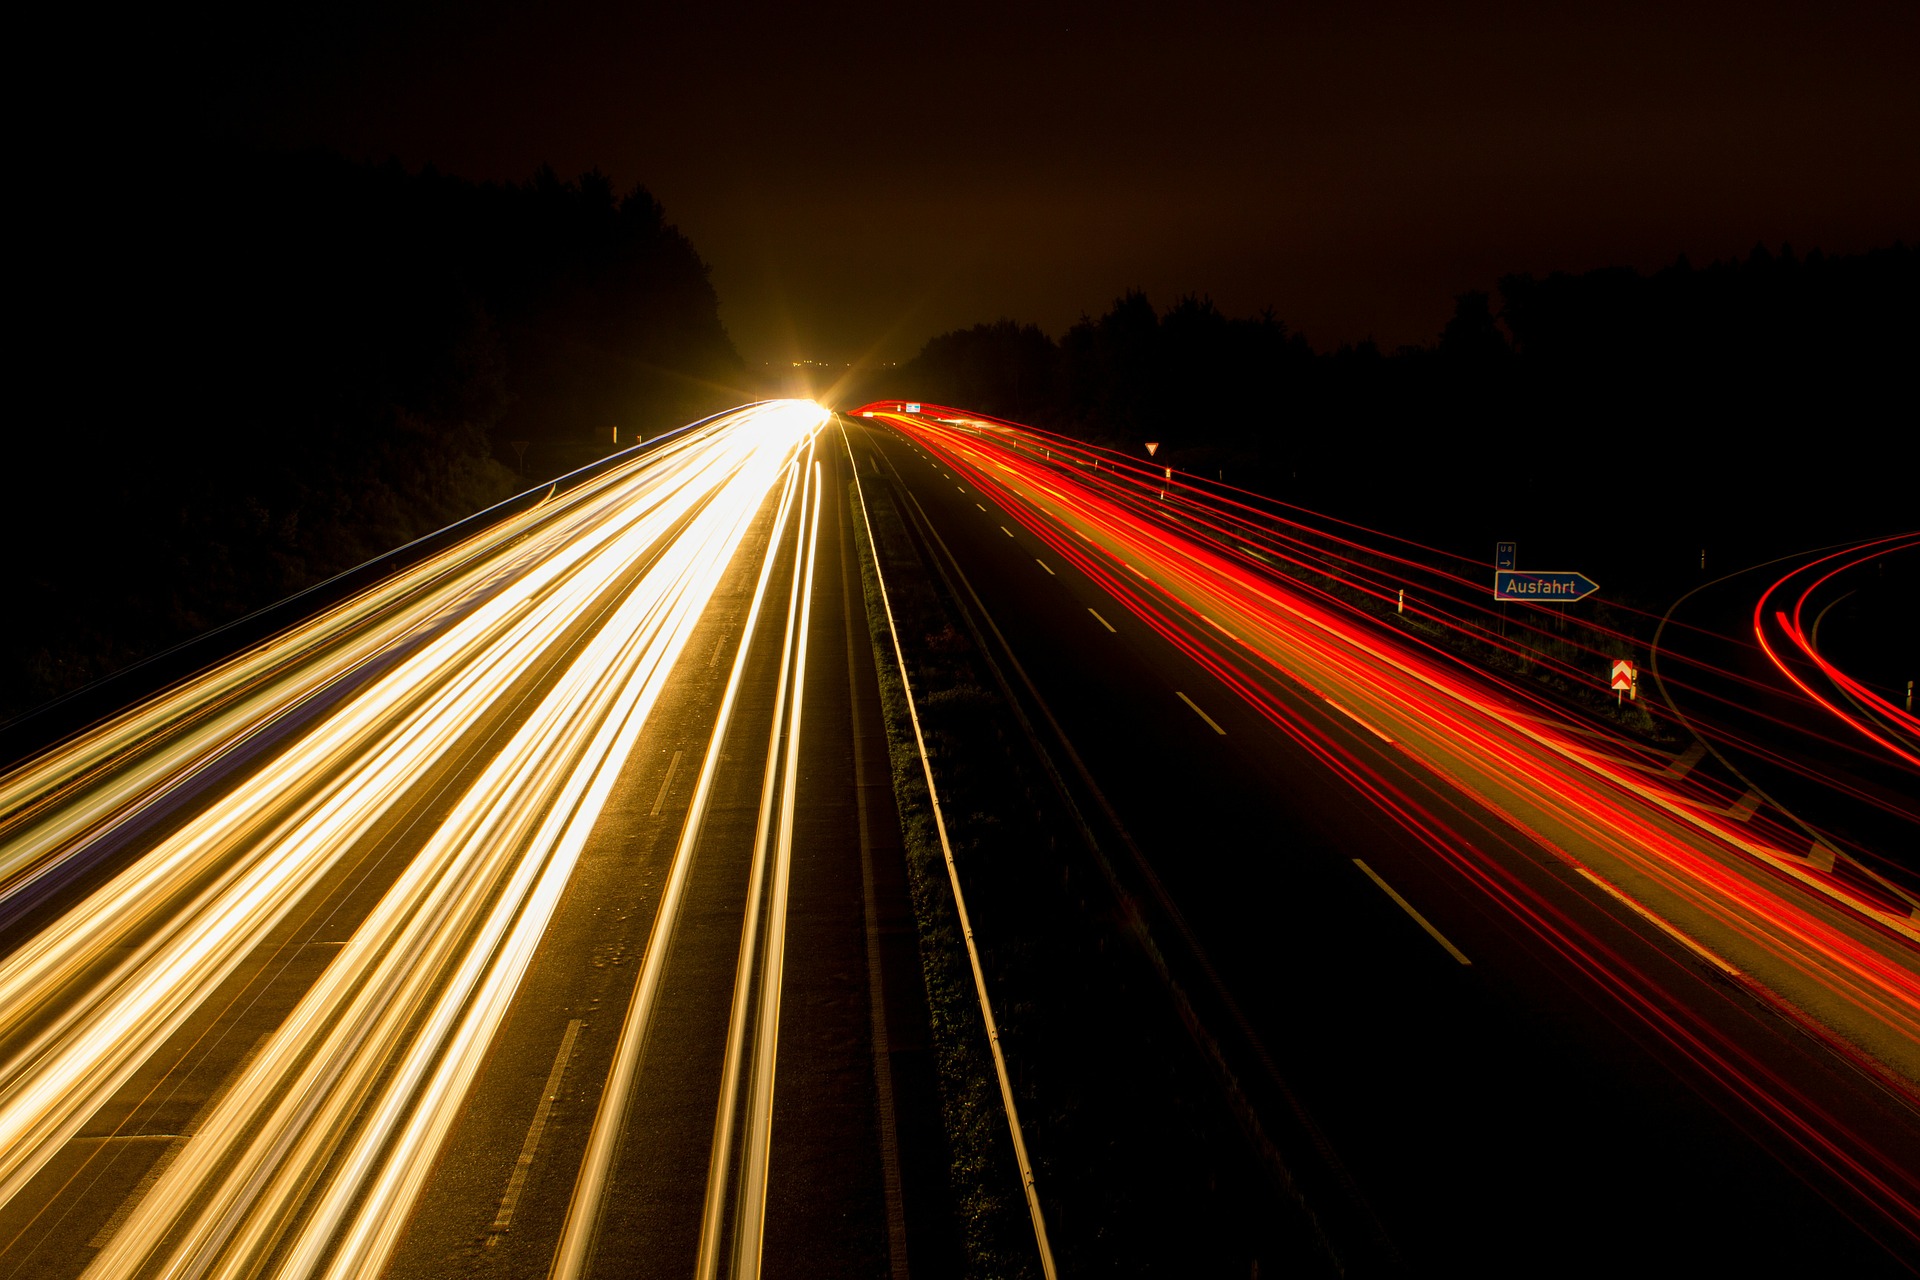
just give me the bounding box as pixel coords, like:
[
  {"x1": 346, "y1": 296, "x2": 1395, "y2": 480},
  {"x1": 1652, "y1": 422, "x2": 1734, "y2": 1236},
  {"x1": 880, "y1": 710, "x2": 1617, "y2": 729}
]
[
  {"x1": 1496, "y1": 541, "x2": 1516, "y2": 570},
  {"x1": 1494, "y1": 570, "x2": 1600, "y2": 602}
]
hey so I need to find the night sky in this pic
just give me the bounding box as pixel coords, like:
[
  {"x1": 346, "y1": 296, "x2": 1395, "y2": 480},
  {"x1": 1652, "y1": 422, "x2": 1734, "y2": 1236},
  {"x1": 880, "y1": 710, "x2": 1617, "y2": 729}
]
[{"x1": 96, "y1": 1, "x2": 1920, "y2": 367}]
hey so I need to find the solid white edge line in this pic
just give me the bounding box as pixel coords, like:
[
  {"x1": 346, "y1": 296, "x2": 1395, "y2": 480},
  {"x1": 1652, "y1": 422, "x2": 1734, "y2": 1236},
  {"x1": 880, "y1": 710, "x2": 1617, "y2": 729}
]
[
  {"x1": 1353, "y1": 859, "x2": 1471, "y2": 965},
  {"x1": 843, "y1": 425, "x2": 1059, "y2": 1280}
]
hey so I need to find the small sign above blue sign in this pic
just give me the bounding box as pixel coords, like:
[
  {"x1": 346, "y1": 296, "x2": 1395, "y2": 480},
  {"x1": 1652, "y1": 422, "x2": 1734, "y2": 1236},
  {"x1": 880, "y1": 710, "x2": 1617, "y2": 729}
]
[
  {"x1": 1496, "y1": 542, "x2": 1516, "y2": 570},
  {"x1": 1494, "y1": 570, "x2": 1600, "y2": 602}
]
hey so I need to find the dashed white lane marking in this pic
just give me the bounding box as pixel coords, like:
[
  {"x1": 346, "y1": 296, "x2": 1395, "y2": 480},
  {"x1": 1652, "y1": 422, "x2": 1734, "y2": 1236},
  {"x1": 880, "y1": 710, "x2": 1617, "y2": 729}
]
[
  {"x1": 1089, "y1": 608, "x2": 1115, "y2": 632},
  {"x1": 649, "y1": 749, "x2": 683, "y2": 817},
  {"x1": 1575, "y1": 868, "x2": 1739, "y2": 977},
  {"x1": 1353, "y1": 859, "x2": 1471, "y2": 966},
  {"x1": 1036, "y1": 559, "x2": 1055, "y2": 575},
  {"x1": 1200, "y1": 615, "x2": 1240, "y2": 642},
  {"x1": 976, "y1": 503, "x2": 987, "y2": 512},
  {"x1": 490, "y1": 1018, "x2": 585, "y2": 1239},
  {"x1": 1325, "y1": 698, "x2": 1394, "y2": 744},
  {"x1": 1001, "y1": 526, "x2": 1015, "y2": 538},
  {"x1": 1176, "y1": 691, "x2": 1226, "y2": 735}
]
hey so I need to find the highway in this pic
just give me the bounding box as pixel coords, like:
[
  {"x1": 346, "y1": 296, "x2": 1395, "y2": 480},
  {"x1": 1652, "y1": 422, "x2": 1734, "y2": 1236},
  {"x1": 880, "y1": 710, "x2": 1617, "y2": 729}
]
[
  {"x1": 1650, "y1": 535, "x2": 1920, "y2": 887},
  {"x1": 848, "y1": 402, "x2": 1920, "y2": 1273},
  {"x1": 4, "y1": 391, "x2": 1915, "y2": 1276},
  {"x1": 0, "y1": 402, "x2": 950, "y2": 1279}
]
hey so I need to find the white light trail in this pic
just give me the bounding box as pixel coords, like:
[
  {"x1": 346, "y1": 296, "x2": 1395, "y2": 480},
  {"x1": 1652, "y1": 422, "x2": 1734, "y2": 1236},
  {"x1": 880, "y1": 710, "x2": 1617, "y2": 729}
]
[{"x1": 0, "y1": 401, "x2": 826, "y2": 1278}]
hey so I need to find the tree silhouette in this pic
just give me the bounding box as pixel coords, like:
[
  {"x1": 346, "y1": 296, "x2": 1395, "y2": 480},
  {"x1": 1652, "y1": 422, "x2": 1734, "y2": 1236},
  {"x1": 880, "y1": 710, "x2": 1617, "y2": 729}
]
[
  {"x1": 4, "y1": 149, "x2": 747, "y2": 723},
  {"x1": 851, "y1": 240, "x2": 1914, "y2": 592}
]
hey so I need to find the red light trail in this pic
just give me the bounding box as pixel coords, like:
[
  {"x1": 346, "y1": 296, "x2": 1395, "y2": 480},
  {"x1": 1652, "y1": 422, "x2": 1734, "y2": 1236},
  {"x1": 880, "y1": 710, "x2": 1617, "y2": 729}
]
[
  {"x1": 1754, "y1": 535, "x2": 1920, "y2": 771},
  {"x1": 857, "y1": 401, "x2": 1920, "y2": 1248}
]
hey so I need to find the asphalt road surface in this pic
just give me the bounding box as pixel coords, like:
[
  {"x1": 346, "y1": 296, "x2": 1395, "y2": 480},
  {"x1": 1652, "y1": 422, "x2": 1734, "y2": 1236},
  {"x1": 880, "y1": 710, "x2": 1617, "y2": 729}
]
[
  {"x1": 1651, "y1": 535, "x2": 1919, "y2": 900},
  {"x1": 0, "y1": 404, "x2": 948, "y2": 1280},
  {"x1": 5, "y1": 394, "x2": 1914, "y2": 1278},
  {"x1": 847, "y1": 404, "x2": 1920, "y2": 1275}
]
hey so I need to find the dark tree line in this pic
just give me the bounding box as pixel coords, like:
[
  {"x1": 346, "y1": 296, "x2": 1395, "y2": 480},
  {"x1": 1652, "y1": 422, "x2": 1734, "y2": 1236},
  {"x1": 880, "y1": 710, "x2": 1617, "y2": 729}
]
[
  {"x1": 6, "y1": 151, "x2": 746, "y2": 722},
  {"x1": 859, "y1": 242, "x2": 1917, "y2": 595}
]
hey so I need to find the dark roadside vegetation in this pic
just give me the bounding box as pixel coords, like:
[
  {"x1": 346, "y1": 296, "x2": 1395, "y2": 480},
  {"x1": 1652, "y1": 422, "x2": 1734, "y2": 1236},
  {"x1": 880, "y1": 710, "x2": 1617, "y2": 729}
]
[
  {"x1": 3, "y1": 140, "x2": 1909, "y2": 1275},
  {"x1": 5, "y1": 149, "x2": 749, "y2": 724},
  {"x1": 844, "y1": 241, "x2": 1918, "y2": 744},
  {"x1": 849, "y1": 241, "x2": 1917, "y2": 609},
  {"x1": 850, "y1": 478, "x2": 1327, "y2": 1278},
  {"x1": 835, "y1": 253, "x2": 1917, "y2": 1271}
]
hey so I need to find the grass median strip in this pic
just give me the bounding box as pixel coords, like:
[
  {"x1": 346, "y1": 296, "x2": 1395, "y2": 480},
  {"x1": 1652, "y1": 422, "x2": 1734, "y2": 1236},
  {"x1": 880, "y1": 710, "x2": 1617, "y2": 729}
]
[
  {"x1": 845, "y1": 421, "x2": 1340, "y2": 1279},
  {"x1": 849, "y1": 480, "x2": 1045, "y2": 1279}
]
